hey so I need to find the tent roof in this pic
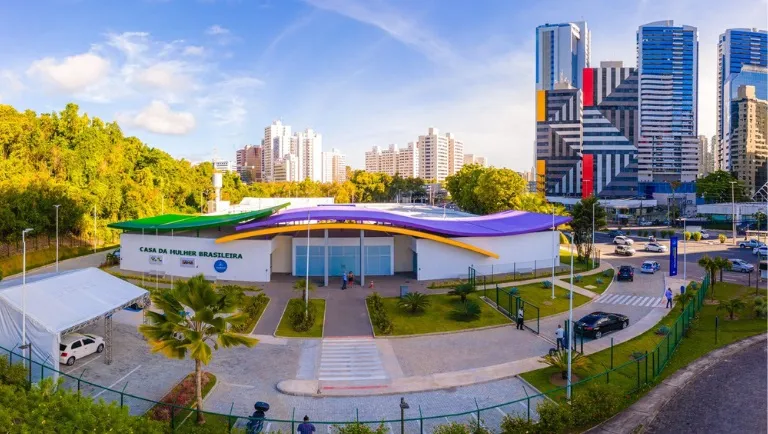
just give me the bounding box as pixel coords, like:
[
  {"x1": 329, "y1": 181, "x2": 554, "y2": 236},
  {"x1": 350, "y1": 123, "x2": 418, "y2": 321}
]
[
  {"x1": 107, "y1": 204, "x2": 288, "y2": 232},
  {"x1": 0, "y1": 268, "x2": 149, "y2": 335}
]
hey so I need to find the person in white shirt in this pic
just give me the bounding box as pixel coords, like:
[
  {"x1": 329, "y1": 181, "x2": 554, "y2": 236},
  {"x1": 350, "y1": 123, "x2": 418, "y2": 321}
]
[
  {"x1": 555, "y1": 325, "x2": 565, "y2": 350},
  {"x1": 516, "y1": 307, "x2": 525, "y2": 330}
]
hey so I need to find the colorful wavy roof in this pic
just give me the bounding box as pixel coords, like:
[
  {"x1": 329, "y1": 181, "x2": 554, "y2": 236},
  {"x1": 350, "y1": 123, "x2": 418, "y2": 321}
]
[
  {"x1": 108, "y1": 204, "x2": 288, "y2": 232},
  {"x1": 236, "y1": 206, "x2": 571, "y2": 237}
]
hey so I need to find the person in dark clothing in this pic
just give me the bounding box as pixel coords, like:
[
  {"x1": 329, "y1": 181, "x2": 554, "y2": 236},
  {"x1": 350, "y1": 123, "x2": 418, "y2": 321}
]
[
  {"x1": 516, "y1": 307, "x2": 525, "y2": 330},
  {"x1": 298, "y1": 416, "x2": 316, "y2": 434}
]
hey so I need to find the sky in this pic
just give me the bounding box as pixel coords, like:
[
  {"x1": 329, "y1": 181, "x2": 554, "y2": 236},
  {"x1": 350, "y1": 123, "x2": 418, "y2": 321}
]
[{"x1": 0, "y1": 0, "x2": 766, "y2": 171}]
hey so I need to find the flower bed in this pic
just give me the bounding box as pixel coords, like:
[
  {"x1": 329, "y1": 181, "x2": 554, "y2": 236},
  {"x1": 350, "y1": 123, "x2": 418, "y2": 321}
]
[{"x1": 149, "y1": 371, "x2": 216, "y2": 422}]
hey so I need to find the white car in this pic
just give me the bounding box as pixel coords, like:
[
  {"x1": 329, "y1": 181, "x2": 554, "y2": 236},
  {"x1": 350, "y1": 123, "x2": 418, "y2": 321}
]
[
  {"x1": 699, "y1": 231, "x2": 711, "y2": 239},
  {"x1": 613, "y1": 236, "x2": 634, "y2": 245},
  {"x1": 640, "y1": 261, "x2": 661, "y2": 274},
  {"x1": 730, "y1": 259, "x2": 754, "y2": 273},
  {"x1": 644, "y1": 242, "x2": 668, "y2": 253},
  {"x1": 753, "y1": 246, "x2": 768, "y2": 257},
  {"x1": 59, "y1": 333, "x2": 105, "y2": 366}
]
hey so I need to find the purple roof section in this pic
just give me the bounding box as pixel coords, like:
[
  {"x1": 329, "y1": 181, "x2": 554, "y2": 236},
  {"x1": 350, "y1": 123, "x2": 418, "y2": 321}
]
[{"x1": 236, "y1": 206, "x2": 572, "y2": 237}]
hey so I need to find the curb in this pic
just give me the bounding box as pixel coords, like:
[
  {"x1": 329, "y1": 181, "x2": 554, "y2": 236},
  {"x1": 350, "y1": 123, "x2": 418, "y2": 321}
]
[
  {"x1": 248, "y1": 297, "x2": 271, "y2": 335},
  {"x1": 585, "y1": 333, "x2": 768, "y2": 434}
]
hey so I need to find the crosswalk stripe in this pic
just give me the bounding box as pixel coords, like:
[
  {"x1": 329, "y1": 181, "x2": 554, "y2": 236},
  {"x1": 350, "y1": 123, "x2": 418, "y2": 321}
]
[
  {"x1": 600, "y1": 294, "x2": 618, "y2": 303},
  {"x1": 318, "y1": 338, "x2": 387, "y2": 382},
  {"x1": 613, "y1": 295, "x2": 629, "y2": 304},
  {"x1": 630, "y1": 297, "x2": 644, "y2": 306}
]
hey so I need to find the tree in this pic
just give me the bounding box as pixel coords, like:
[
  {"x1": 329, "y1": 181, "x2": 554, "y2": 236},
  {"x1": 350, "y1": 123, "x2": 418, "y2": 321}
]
[
  {"x1": 397, "y1": 292, "x2": 430, "y2": 313},
  {"x1": 713, "y1": 256, "x2": 732, "y2": 284},
  {"x1": 540, "y1": 349, "x2": 588, "y2": 379},
  {"x1": 139, "y1": 275, "x2": 258, "y2": 424},
  {"x1": 444, "y1": 165, "x2": 485, "y2": 214},
  {"x1": 448, "y1": 282, "x2": 476, "y2": 303},
  {"x1": 698, "y1": 256, "x2": 718, "y2": 299},
  {"x1": 674, "y1": 290, "x2": 696, "y2": 311},
  {"x1": 570, "y1": 196, "x2": 608, "y2": 261},
  {"x1": 511, "y1": 193, "x2": 567, "y2": 215},
  {"x1": 472, "y1": 168, "x2": 527, "y2": 214},
  {"x1": 697, "y1": 170, "x2": 749, "y2": 203},
  {"x1": 717, "y1": 298, "x2": 746, "y2": 320}
]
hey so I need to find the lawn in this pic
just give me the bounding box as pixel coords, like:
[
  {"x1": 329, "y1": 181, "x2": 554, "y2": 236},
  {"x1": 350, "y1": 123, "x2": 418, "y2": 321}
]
[
  {"x1": 520, "y1": 280, "x2": 767, "y2": 401},
  {"x1": 275, "y1": 299, "x2": 326, "y2": 338},
  {"x1": 485, "y1": 282, "x2": 591, "y2": 319},
  {"x1": 0, "y1": 244, "x2": 116, "y2": 278},
  {"x1": 559, "y1": 250, "x2": 598, "y2": 274},
  {"x1": 575, "y1": 269, "x2": 614, "y2": 294},
  {"x1": 376, "y1": 293, "x2": 511, "y2": 336}
]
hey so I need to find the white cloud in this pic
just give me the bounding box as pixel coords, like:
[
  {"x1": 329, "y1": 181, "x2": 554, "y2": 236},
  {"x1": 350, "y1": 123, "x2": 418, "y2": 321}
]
[
  {"x1": 183, "y1": 45, "x2": 205, "y2": 56},
  {"x1": 134, "y1": 61, "x2": 196, "y2": 95},
  {"x1": 117, "y1": 100, "x2": 196, "y2": 135},
  {"x1": 26, "y1": 53, "x2": 110, "y2": 92},
  {"x1": 205, "y1": 25, "x2": 230, "y2": 36}
]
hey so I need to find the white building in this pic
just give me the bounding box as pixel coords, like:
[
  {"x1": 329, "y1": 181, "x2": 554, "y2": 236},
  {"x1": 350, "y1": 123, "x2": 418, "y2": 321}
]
[
  {"x1": 397, "y1": 142, "x2": 419, "y2": 178},
  {"x1": 463, "y1": 154, "x2": 487, "y2": 167},
  {"x1": 446, "y1": 133, "x2": 464, "y2": 176},
  {"x1": 365, "y1": 143, "x2": 419, "y2": 178},
  {"x1": 322, "y1": 148, "x2": 347, "y2": 183},
  {"x1": 418, "y1": 127, "x2": 450, "y2": 181},
  {"x1": 535, "y1": 21, "x2": 591, "y2": 90},
  {"x1": 262, "y1": 120, "x2": 293, "y2": 182},
  {"x1": 212, "y1": 160, "x2": 236, "y2": 173},
  {"x1": 273, "y1": 154, "x2": 300, "y2": 182},
  {"x1": 294, "y1": 128, "x2": 323, "y2": 182}
]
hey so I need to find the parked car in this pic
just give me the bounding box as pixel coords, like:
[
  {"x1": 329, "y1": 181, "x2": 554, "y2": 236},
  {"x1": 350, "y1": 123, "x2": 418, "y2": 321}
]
[
  {"x1": 608, "y1": 230, "x2": 625, "y2": 237},
  {"x1": 575, "y1": 312, "x2": 630, "y2": 339},
  {"x1": 638, "y1": 220, "x2": 653, "y2": 227},
  {"x1": 617, "y1": 265, "x2": 634, "y2": 281},
  {"x1": 699, "y1": 230, "x2": 711, "y2": 239},
  {"x1": 613, "y1": 236, "x2": 634, "y2": 245},
  {"x1": 755, "y1": 246, "x2": 768, "y2": 258},
  {"x1": 640, "y1": 260, "x2": 661, "y2": 274},
  {"x1": 615, "y1": 245, "x2": 635, "y2": 256},
  {"x1": 59, "y1": 333, "x2": 105, "y2": 366},
  {"x1": 644, "y1": 242, "x2": 668, "y2": 253},
  {"x1": 729, "y1": 259, "x2": 754, "y2": 273},
  {"x1": 739, "y1": 239, "x2": 764, "y2": 249}
]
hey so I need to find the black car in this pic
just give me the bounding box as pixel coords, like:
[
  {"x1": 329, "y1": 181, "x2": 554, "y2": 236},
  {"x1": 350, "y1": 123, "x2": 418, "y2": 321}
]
[
  {"x1": 575, "y1": 312, "x2": 630, "y2": 339},
  {"x1": 617, "y1": 265, "x2": 634, "y2": 281}
]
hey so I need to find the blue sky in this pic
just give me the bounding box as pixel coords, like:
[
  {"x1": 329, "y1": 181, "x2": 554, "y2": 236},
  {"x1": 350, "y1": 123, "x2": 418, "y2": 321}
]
[{"x1": 0, "y1": 0, "x2": 766, "y2": 171}]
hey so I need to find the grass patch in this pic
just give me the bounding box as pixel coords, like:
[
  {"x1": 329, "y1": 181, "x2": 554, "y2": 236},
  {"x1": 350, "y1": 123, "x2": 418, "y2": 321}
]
[
  {"x1": 485, "y1": 282, "x2": 591, "y2": 319},
  {"x1": 231, "y1": 294, "x2": 269, "y2": 334},
  {"x1": 275, "y1": 299, "x2": 325, "y2": 338},
  {"x1": 0, "y1": 244, "x2": 116, "y2": 278},
  {"x1": 521, "y1": 281, "x2": 767, "y2": 403},
  {"x1": 576, "y1": 269, "x2": 614, "y2": 294},
  {"x1": 559, "y1": 251, "x2": 598, "y2": 274},
  {"x1": 376, "y1": 293, "x2": 511, "y2": 336}
]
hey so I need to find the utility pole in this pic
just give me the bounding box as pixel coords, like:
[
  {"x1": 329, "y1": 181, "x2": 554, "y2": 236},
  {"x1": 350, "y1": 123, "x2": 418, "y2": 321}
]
[
  {"x1": 731, "y1": 181, "x2": 737, "y2": 245},
  {"x1": 93, "y1": 206, "x2": 97, "y2": 253},
  {"x1": 54, "y1": 204, "x2": 60, "y2": 273}
]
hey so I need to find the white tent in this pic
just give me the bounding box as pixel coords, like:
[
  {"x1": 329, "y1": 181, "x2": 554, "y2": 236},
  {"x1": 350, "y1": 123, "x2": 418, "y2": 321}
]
[{"x1": 0, "y1": 267, "x2": 149, "y2": 373}]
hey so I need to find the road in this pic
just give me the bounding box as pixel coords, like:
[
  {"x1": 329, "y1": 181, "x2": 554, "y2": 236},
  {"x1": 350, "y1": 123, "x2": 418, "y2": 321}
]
[{"x1": 646, "y1": 341, "x2": 768, "y2": 434}]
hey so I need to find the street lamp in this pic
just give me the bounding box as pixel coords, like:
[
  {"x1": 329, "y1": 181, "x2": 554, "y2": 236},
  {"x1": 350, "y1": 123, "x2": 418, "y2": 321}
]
[
  {"x1": 567, "y1": 231, "x2": 575, "y2": 400},
  {"x1": 730, "y1": 181, "x2": 737, "y2": 245},
  {"x1": 54, "y1": 205, "x2": 60, "y2": 273},
  {"x1": 21, "y1": 228, "x2": 33, "y2": 366},
  {"x1": 681, "y1": 218, "x2": 687, "y2": 281},
  {"x1": 592, "y1": 201, "x2": 597, "y2": 269},
  {"x1": 399, "y1": 397, "x2": 410, "y2": 434},
  {"x1": 551, "y1": 205, "x2": 556, "y2": 300}
]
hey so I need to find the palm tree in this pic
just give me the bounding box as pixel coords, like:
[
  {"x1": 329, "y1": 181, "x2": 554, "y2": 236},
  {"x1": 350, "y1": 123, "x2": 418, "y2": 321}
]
[
  {"x1": 713, "y1": 256, "x2": 732, "y2": 284},
  {"x1": 139, "y1": 275, "x2": 258, "y2": 423},
  {"x1": 397, "y1": 292, "x2": 431, "y2": 313},
  {"x1": 448, "y1": 282, "x2": 476, "y2": 303},
  {"x1": 698, "y1": 256, "x2": 718, "y2": 299},
  {"x1": 540, "y1": 349, "x2": 588, "y2": 380},
  {"x1": 674, "y1": 290, "x2": 696, "y2": 312},
  {"x1": 717, "y1": 298, "x2": 746, "y2": 320}
]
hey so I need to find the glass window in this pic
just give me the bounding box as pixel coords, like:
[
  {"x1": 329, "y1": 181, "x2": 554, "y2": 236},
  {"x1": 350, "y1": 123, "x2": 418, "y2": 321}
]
[
  {"x1": 364, "y1": 245, "x2": 392, "y2": 276},
  {"x1": 82, "y1": 338, "x2": 95, "y2": 345},
  {"x1": 295, "y1": 245, "x2": 326, "y2": 277},
  {"x1": 71, "y1": 341, "x2": 82, "y2": 349}
]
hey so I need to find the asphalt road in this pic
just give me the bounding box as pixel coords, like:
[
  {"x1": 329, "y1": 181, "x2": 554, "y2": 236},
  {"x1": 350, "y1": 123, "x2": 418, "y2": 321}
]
[{"x1": 646, "y1": 341, "x2": 768, "y2": 434}]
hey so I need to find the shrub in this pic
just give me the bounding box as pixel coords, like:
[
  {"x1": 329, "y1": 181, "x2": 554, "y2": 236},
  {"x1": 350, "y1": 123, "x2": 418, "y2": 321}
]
[
  {"x1": 433, "y1": 420, "x2": 491, "y2": 434},
  {"x1": 366, "y1": 292, "x2": 393, "y2": 334},
  {"x1": 684, "y1": 231, "x2": 691, "y2": 241},
  {"x1": 293, "y1": 278, "x2": 317, "y2": 292},
  {"x1": 499, "y1": 415, "x2": 539, "y2": 434},
  {"x1": 655, "y1": 325, "x2": 671, "y2": 336},
  {"x1": 150, "y1": 372, "x2": 214, "y2": 421},
  {"x1": 602, "y1": 269, "x2": 612, "y2": 278},
  {"x1": 692, "y1": 232, "x2": 702, "y2": 241},
  {"x1": 689, "y1": 281, "x2": 699, "y2": 291},
  {"x1": 452, "y1": 299, "x2": 482, "y2": 321},
  {"x1": 569, "y1": 383, "x2": 623, "y2": 428},
  {"x1": 0, "y1": 355, "x2": 28, "y2": 387},
  {"x1": 574, "y1": 275, "x2": 583, "y2": 283},
  {"x1": 719, "y1": 233, "x2": 727, "y2": 244},
  {"x1": 752, "y1": 296, "x2": 767, "y2": 319},
  {"x1": 448, "y1": 282, "x2": 476, "y2": 303},
  {"x1": 596, "y1": 278, "x2": 604, "y2": 285},
  {"x1": 334, "y1": 422, "x2": 388, "y2": 434},
  {"x1": 287, "y1": 299, "x2": 317, "y2": 332},
  {"x1": 630, "y1": 351, "x2": 645, "y2": 361},
  {"x1": 398, "y1": 292, "x2": 431, "y2": 313},
  {"x1": 230, "y1": 293, "x2": 269, "y2": 333},
  {"x1": 540, "y1": 349, "x2": 588, "y2": 379},
  {"x1": 536, "y1": 400, "x2": 572, "y2": 434},
  {"x1": 542, "y1": 280, "x2": 553, "y2": 289}
]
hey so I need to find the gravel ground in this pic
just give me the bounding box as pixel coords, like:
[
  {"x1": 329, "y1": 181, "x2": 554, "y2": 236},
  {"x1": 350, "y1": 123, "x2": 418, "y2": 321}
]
[{"x1": 646, "y1": 341, "x2": 768, "y2": 434}]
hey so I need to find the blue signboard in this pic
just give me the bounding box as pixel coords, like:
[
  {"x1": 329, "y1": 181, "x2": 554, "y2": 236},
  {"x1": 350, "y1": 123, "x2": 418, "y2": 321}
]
[
  {"x1": 214, "y1": 259, "x2": 228, "y2": 273},
  {"x1": 669, "y1": 236, "x2": 678, "y2": 276}
]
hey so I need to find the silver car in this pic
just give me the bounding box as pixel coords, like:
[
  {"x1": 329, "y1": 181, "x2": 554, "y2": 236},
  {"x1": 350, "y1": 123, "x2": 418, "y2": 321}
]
[
  {"x1": 730, "y1": 259, "x2": 754, "y2": 273},
  {"x1": 613, "y1": 236, "x2": 634, "y2": 245},
  {"x1": 644, "y1": 242, "x2": 668, "y2": 253}
]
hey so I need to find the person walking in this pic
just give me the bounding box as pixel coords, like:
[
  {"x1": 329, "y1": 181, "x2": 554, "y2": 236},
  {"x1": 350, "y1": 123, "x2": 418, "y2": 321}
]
[
  {"x1": 665, "y1": 287, "x2": 673, "y2": 308},
  {"x1": 297, "y1": 416, "x2": 316, "y2": 434},
  {"x1": 555, "y1": 324, "x2": 565, "y2": 350},
  {"x1": 341, "y1": 272, "x2": 347, "y2": 290},
  {"x1": 516, "y1": 307, "x2": 525, "y2": 330}
]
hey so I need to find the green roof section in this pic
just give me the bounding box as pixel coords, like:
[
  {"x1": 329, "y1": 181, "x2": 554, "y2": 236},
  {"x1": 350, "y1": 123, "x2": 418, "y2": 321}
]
[{"x1": 107, "y1": 203, "x2": 289, "y2": 232}]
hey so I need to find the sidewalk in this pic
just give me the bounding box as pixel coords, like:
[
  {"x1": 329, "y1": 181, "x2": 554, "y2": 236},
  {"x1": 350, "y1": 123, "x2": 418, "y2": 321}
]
[{"x1": 276, "y1": 299, "x2": 674, "y2": 397}]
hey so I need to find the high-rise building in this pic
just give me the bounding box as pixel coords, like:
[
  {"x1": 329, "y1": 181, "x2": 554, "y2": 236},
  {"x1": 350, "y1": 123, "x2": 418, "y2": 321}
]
[
  {"x1": 294, "y1": 128, "x2": 323, "y2": 182},
  {"x1": 446, "y1": 133, "x2": 464, "y2": 176},
  {"x1": 636, "y1": 21, "x2": 699, "y2": 186},
  {"x1": 365, "y1": 145, "x2": 398, "y2": 175},
  {"x1": 581, "y1": 61, "x2": 639, "y2": 198},
  {"x1": 397, "y1": 143, "x2": 419, "y2": 178},
  {"x1": 322, "y1": 148, "x2": 347, "y2": 183},
  {"x1": 535, "y1": 22, "x2": 591, "y2": 91},
  {"x1": 463, "y1": 154, "x2": 487, "y2": 167},
  {"x1": 212, "y1": 160, "x2": 236, "y2": 173},
  {"x1": 729, "y1": 85, "x2": 768, "y2": 195},
  {"x1": 418, "y1": 127, "x2": 450, "y2": 181},
  {"x1": 697, "y1": 136, "x2": 714, "y2": 177},
  {"x1": 262, "y1": 120, "x2": 292, "y2": 182},
  {"x1": 273, "y1": 154, "x2": 300, "y2": 182},
  {"x1": 236, "y1": 144, "x2": 263, "y2": 183},
  {"x1": 716, "y1": 28, "x2": 767, "y2": 171}
]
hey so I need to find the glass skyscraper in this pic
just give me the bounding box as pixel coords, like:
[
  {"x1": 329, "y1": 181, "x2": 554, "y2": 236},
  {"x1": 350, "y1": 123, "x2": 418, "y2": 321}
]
[
  {"x1": 636, "y1": 20, "x2": 699, "y2": 185},
  {"x1": 535, "y1": 22, "x2": 591, "y2": 91},
  {"x1": 716, "y1": 28, "x2": 767, "y2": 171}
]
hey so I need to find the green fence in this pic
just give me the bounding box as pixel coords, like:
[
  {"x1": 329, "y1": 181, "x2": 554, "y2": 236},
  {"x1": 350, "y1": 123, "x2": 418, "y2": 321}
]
[
  {"x1": 0, "y1": 276, "x2": 714, "y2": 433},
  {"x1": 481, "y1": 284, "x2": 540, "y2": 334}
]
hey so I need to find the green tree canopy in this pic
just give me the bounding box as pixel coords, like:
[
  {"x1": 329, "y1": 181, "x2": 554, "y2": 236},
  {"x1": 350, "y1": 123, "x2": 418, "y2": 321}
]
[
  {"x1": 445, "y1": 165, "x2": 530, "y2": 215},
  {"x1": 570, "y1": 196, "x2": 608, "y2": 260},
  {"x1": 696, "y1": 171, "x2": 749, "y2": 203}
]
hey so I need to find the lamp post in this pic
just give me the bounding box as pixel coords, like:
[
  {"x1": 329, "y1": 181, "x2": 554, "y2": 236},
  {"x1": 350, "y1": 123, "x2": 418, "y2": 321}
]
[
  {"x1": 731, "y1": 181, "x2": 737, "y2": 245},
  {"x1": 682, "y1": 218, "x2": 687, "y2": 281},
  {"x1": 551, "y1": 205, "x2": 556, "y2": 299},
  {"x1": 592, "y1": 201, "x2": 597, "y2": 269},
  {"x1": 399, "y1": 397, "x2": 410, "y2": 434},
  {"x1": 21, "y1": 228, "x2": 33, "y2": 366},
  {"x1": 54, "y1": 204, "x2": 60, "y2": 273},
  {"x1": 93, "y1": 206, "x2": 97, "y2": 253},
  {"x1": 567, "y1": 231, "x2": 575, "y2": 400}
]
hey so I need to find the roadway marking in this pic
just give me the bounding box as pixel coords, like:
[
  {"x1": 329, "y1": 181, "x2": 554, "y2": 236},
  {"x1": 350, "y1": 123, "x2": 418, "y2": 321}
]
[
  {"x1": 92, "y1": 364, "x2": 142, "y2": 399},
  {"x1": 63, "y1": 354, "x2": 102, "y2": 374},
  {"x1": 595, "y1": 294, "x2": 664, "y2": 307},
  {"x1": 318, "y1": 338, "x2": 387, "y2": 382}
]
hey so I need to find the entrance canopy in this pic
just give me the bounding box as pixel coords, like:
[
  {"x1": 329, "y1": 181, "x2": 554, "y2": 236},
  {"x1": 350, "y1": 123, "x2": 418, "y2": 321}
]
[
  {"x1": 0, "y1": 268, "x2": 149, "y2": 373},
  {"x1": 107, "y1": 204, "x2": 288, "y2": 232}
]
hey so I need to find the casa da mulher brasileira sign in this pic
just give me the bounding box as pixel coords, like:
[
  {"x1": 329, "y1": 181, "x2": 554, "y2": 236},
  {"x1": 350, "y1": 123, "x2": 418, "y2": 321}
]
[{"x1": 138, "y1": 246, "x2": 244, "y2": 259}]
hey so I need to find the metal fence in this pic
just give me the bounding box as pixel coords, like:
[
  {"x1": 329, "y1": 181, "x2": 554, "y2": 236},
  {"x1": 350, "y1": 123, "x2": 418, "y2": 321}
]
[
  {"x1": 0, "y1": 276, "x2": 712, "y2": 433},
  {"x1": 482, "y1": 284, "x2": 541, "y2": 334}
]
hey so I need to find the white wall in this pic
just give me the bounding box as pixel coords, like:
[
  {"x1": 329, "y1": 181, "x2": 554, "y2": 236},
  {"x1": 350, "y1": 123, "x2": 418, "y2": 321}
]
[
  {"x1": 393, "y1": 235, "x2": 413, "y2": 272},
  {"x1": 415, "y1": 231, "x2": 559, "y2": 281},
  {"x1": 290, "y1": 236, "x2": 394, "y2": 276},
  {"x1": 271, "y1": 236, "x2": 292, "y2": 273},
  {"x1": 120, "y1": 233, "x2": 271, "y2": 282}
]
